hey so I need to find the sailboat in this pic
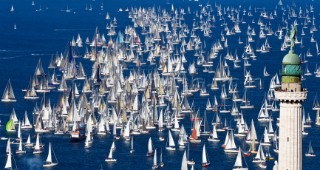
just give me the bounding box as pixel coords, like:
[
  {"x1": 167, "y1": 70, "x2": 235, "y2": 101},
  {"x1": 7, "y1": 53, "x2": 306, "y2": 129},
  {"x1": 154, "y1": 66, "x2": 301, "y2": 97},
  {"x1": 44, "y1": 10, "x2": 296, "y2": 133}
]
[
  {"x1": 84, "y1": 131, "x2": 92, "y2": 149},
  {"x1": 130, "y1": 137, "x2": 135, "y2": 153},
  {"x1": 240, "y1": 89, "x2": 254, "y2": 109},
  {"x1": 5, "y1": 149, "x2": 13, "y2": 169},
  {"x1": 304, "y1": 64, "x2": 312, "y2": 76},
  {"x1": 187, "y1": 143, "x2": 195, "y2": 165},
  {"x1": 316, "y1": 110, "x2": 320, "y2": 126},
  {"x1": 2, "y1": 79, "x2": 17, "y2": 102},
  {"x1": 160, "y1": 148, "x2": 164, "y2": 167},
  {"x1": 10, "y1": 5, "x2": 14, "y2": 12},
  {"x1": 305, "y1": 141, "x2": 316, "y2": 157},
  {"x1": 43, "y1": 142, "x2": 58, "y2": 167},
  {"x1": 208, "y1": 125, "x2": 220, "y2": 142},
  {"x1": 263, "y1": 66, "x2": 270, "y2": 77},
  {"x1": 189, "y1": 121, "x2": 201, "y2": 144},
  {"x1": 16, "y1": 123, "x2": 22, "y2": 142},
  {"x1": 146, "y1": 137, "x2": 154, "y2": 157},
  {"x1": 6, "y1": 117, "x2": 15, "y2": 132},
  {"x1": 233, "y1": 148, "x2": 248, "y2": 170},
  {"x1": 252, "y1": 143, "x2": 266, "y2": 163},
  {"x1": 224, "y1": 130, "x2": 238, "y2": 153},
  {"x1": 152, "y1": 149, "x2": 158, "y2": 169},
  {"x1": 257, "y1": 100, "x2": 272, "y2": 122},
  {"x1": 202, "y1": 144, "x2": 210, "y2": 167},
  {"x1": 105, "y1": 145, "x2": 117, "y2": 162},
  {"x1": 166, "y1": 130, "x2": 176, "y2": 150},
  {"x1": 181, "y1": 150, "x2": 188, "y2": 170},
  {"x1": 261, "y1": 127, "x2": 271, "y2": 146},
  {"x1": 21, "y1": 111, "x2": 32, "y2": 129},
  {"x1": 16, "y1": 139, "x2": 26, "y2": 154},
  {"x1": 25, "y1": 134, "x2": 34, "y2": 147},
  {"x1": 33, "y1": 133, "x2": 43, "y2": 154}
]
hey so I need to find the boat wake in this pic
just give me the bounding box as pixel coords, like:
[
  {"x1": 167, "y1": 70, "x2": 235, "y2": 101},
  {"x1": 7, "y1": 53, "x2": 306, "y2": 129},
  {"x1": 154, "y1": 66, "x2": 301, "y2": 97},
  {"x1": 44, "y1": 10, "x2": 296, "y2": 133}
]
[
  {"x1": 54, "y1": 28, "x2": 92, "y2": 32},
  {"x1": 23, "y1": 157, "x2": 42, "y2": 170},
  {"x1": 0, "y1": 55, "x2": 26, "y2": 60},
  {"x1": 31, "y1": 53, "x2": 53, "y2": 56}
]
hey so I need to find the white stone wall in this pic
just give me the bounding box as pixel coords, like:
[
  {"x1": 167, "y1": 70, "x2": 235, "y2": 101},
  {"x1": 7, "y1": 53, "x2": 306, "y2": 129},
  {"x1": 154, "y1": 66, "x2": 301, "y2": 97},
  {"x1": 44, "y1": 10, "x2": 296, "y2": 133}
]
[{"x1": 278, "y1": 102, "x2": 302, "y2": 170}]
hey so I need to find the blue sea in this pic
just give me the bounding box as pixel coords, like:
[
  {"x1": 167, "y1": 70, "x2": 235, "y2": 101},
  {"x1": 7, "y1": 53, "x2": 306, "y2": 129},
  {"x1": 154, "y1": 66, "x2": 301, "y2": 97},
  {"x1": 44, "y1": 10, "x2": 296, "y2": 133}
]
[{"x1": 0, "y1": 0, "x2": 319, "y2": 169}]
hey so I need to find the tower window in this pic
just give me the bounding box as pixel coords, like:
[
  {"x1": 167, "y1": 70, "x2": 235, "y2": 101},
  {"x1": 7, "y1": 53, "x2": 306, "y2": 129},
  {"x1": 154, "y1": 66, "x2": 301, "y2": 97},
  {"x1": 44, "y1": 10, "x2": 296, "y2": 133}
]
[{"x1": 287, "y1": 137, "x2": 289, "y2": 142}]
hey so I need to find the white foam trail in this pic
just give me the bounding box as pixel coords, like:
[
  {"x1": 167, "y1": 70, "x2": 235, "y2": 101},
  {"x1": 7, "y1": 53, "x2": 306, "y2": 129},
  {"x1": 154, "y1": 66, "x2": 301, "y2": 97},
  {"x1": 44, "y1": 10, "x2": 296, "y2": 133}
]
[
  {"x1": 0, "y1": 55, "x2": 26, "y2": 59},
  {"x1": 31, "y1": 53, "x2": 53, "y2": 56}
]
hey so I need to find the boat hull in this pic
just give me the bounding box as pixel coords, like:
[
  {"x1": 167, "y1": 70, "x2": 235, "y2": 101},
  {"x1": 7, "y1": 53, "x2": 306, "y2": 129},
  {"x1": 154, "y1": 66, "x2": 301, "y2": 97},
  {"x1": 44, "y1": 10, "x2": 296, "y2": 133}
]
[{"x1": 43, "y1": 162, "x2": 58, "y2": 167}]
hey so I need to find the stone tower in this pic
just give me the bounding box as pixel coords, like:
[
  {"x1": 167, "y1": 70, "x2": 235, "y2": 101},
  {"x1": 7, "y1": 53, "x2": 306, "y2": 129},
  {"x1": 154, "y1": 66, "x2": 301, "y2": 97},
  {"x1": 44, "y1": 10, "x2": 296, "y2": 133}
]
[{"x1": 274, "y1": 26, "x2": 307, "y2": 170}]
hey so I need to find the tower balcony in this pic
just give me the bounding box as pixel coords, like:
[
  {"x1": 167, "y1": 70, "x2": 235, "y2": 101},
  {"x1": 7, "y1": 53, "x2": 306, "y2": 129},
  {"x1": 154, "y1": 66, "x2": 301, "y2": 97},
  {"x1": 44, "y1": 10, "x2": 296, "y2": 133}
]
[{"x1": 274, "y1": 88, "x2": 307, "y2": 102}]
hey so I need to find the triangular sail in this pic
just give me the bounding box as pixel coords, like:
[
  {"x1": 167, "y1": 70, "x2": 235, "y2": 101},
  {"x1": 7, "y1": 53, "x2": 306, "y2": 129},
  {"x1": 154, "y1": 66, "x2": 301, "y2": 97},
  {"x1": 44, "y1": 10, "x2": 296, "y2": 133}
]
[
  {"x1": 181, "y1": 150, "x2": 187, "y2": 170},
  {"x1": 46, "y1": 143, "x2": 53, "y2": 163},
  {"x1": 202, "y1": 144, "x2": 208, "y2": 164},
  {"x1": 168, "y1": 130, "x2": 175, "y2": 147},
  {"x1": 234, "y1": 148, "x2": 243, "y2": 167},
  {"x1": 5, "y1": 149, "x2": 12, "y2": 169}
]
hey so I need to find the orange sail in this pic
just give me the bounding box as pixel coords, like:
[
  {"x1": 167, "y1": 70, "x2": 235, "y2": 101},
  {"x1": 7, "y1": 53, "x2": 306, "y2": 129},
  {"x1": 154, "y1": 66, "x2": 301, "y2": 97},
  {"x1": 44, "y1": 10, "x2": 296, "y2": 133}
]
[{"x1": 191, "y1": 128, "x2": 197, "y2": 139}]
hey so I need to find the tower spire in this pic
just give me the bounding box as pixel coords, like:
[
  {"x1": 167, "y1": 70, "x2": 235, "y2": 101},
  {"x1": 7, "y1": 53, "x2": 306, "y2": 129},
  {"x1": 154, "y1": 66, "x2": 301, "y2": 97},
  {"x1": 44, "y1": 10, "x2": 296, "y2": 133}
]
[{"x1": 289, "y1": 25, "x2": 297, "y2": 53}]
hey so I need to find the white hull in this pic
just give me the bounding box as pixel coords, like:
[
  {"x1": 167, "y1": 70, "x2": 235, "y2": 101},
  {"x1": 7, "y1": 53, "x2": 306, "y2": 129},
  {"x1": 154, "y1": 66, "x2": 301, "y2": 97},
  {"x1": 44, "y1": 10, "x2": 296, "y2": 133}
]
[
  {"x1": 305, "y1": 153, "x2": 316, "y2": 157},
  {"x1": 24, "y1": 96, "x2": 39, "y2": 100},
  {"x1": 25, "y1": 143, "x2": 34, "y2": 147},
  {"x1": 166, "y1": 146, "x2": 176, "y2": 151},
  {"x1": 105, "y1": 158, "x2": 117, "y2": 162},
  {"x1": 240, "y1": 105, "x2": 254, "y2": 109},
  {"x1": 208, "y1": 138, "x2": 220, "y2": 142},
  {"x1": 1, "y1": 99, "x2": 16, "y2": 102},
  {"x1": 35, "y1": 129, "x2": 50, "y2": 133},
  {"x1": 187, "y1": 160, "x2": 195, "y2": 165},
  {"x1": 21, "y1": 125, "x2": 33, "y2": 129},
  {"x1": 43, "y1": 162, "x2": 58, "y2": 167},
  {"x1": 33, "y1": 150, "x2": 43, "y2": 154},
  {"x1": 224, "y1": 149, "x2": 239, "y2": 153},
  {"x1": 16, "y1": 150, "x2": 26, "y2": 154},
  {"x1": 189, "y1": 139, "x2": 201, "y2": 144},
  {"x1": 252, "y1": 159, "x2": 265, "y2": 163},
  {"x1": 220, "y1": 110, "x2": 230, "y2": 113}
]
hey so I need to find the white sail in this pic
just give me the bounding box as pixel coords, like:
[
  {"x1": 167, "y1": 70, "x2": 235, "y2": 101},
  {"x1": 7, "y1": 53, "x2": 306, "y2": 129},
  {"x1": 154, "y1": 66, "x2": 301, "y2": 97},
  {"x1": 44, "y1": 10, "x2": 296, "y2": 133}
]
[
  {"x1": 108, "y1": 147, "x2": 113, "y2": 159},
  {"x1": 234, "y1": 148, "x2": 243, "y2": 167},
  {"x1": 6, "y1": 138, "x2": 11, "y2": 153},
  {"x1": 168, "y1": 130, "x2": 175, "y2": 147},
  {"x1": 5, "y1": 149, "x2": 12, "y2": 169},
  {"x1": 18, "y1": 139, "x2": 23, "y2": 152},
  {"x1": 22, "y1": 111, "x2": 32, "y2": 128},
  {"x1": 202, "y1": 144, "x2": 208, "y2": 164},
  {"x1": 253, "y1": 144, "x2": 265, "y2": 162},
  {"x1": 148, "y1": 137, "x2": 153, "y2": 154},
  {"x1": 123, "y1": 122, "x2": 130, "y2": 139},
  {"x1": 224, "y1": 130, "x2": 238, "y2": 152},
  {"x1": 17, "y1": 122, "x2": 21, "y2": 139},
  {"x1": 233, "y1": 147, "x2": 248, "y2": 170},
  {"x1": 26, "y1": 134, "x2": 32, "y2": 146},
  {"x1": 2, "y1": 79, "x2": 16, "y2": 102},
  {"x1": 153, "y1": 149, "x2": 157, "y2": 166},
  {"x1": 158, "y1": 110, "x2": 164, "y2": 130},
  {"x1": 212, "y1": 125, "x2": 218, "y2": 138},
  {"x1": 34, "y1": 134, "x2": 41, "y2": 150},
  {"x1": 181, "y1": 150, "x2": 188, "y2": 170},
  {"x1": 46, "y1": 143, "x2": 53, "y2": 163},
  {"x1": 111, "y1": 141, "x2": 116, "y2": 151}
]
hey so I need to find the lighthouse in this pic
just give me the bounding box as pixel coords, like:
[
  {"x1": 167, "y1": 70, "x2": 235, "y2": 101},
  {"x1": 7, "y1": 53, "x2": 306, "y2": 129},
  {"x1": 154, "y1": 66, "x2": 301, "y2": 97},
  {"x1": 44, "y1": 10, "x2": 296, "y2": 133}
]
[{"x1": 274, "y1": 26, "x2": 307, "y2": 170}]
